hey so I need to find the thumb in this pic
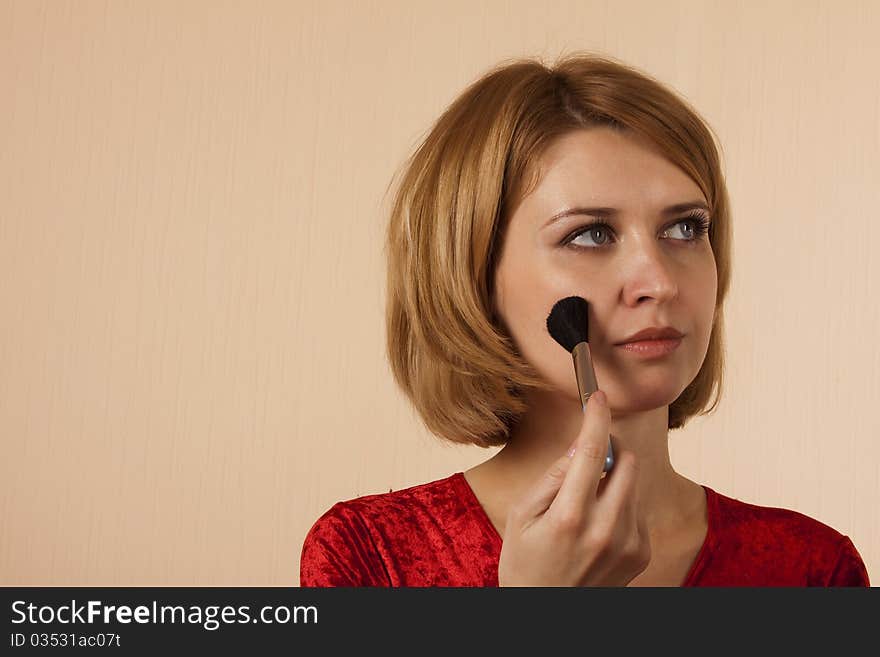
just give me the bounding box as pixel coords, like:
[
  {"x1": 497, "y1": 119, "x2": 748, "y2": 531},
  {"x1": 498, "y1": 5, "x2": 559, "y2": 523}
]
[{"x1": 513, "y1": 444, "x2": 575, "y2": 522}]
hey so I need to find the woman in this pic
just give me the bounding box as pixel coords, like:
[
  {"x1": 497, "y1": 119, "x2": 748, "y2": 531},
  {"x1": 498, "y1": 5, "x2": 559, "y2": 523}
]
[{"x1": 299, "y1": 52, "x2": 870, "y2": 587}]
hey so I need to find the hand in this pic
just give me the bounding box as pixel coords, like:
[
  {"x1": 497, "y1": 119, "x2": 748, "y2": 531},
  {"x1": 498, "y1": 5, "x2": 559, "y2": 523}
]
[{"x1": 497, "y1": 390, "x2": 651, "y2": 586}]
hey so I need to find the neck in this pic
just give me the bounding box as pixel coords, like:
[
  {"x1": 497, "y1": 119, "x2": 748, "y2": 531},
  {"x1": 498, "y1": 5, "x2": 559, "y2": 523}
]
[{"x1": 486, "y1": 387, "x2": 696, "y2": 537}]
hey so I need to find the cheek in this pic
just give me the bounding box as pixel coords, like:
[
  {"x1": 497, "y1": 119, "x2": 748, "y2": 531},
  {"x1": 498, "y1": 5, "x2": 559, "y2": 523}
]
[
  {"x1": 511, "y1": 305, "x2": 585, "y2": 402},
  {"x1": 664, "y1": 261, "x2": 718, "y2": 384},
  {"x1": 495, "y1": 252, "x2": 589, "y2": 400},
  {"x1": 693, "y1": 256, "x2": 719, "y2": 344}
]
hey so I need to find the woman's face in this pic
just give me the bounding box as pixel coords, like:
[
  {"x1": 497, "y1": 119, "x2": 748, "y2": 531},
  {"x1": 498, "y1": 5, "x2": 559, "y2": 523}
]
[{"x1": 492, "y1": 126, "x2": 718, "y2": 413}]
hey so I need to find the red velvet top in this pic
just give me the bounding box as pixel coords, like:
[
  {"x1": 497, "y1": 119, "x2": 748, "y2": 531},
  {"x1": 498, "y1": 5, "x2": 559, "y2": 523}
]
[{"x1": 300, "y1": 472, "x2": 870, "y2": 587}]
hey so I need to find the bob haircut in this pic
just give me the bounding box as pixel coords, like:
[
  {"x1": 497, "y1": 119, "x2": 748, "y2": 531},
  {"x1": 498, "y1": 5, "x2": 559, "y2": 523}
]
[{"x1": 383, "y1": 52, "x2": 732, "y2": 448}]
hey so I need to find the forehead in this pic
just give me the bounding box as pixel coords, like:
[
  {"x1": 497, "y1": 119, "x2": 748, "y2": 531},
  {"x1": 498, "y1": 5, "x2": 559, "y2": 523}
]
[{"x1": 525, "y1": 127, "x2": 706, "y2": 211}]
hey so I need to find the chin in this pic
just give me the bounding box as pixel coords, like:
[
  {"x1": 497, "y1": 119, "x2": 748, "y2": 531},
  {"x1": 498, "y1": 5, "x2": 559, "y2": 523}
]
[
  {"x1": 613, "y1": 398, "x2": 676, "y2": 414},
  {"x1": 605, "y1": 381, "x2": 686, "y2": 413}
]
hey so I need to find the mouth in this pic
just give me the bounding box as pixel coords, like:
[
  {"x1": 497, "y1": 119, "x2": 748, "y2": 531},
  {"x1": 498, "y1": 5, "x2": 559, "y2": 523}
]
[
  {"x1": 614, "y1": 326, "x2": 684, "y2": 344},
  {"x1": 614, "y1": 336, "x2": 683, "y2": 358}
]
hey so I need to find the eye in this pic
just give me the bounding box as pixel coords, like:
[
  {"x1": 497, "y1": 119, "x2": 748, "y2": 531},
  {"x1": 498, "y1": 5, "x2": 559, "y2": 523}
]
[{"x1": 562, "y1": 211, "x2": 712, "y2": 250}]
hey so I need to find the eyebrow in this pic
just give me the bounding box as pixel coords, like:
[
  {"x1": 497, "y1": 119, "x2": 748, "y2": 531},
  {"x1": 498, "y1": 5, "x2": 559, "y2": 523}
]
[{"x1": 544, "y1": 201, "x2": 711, "y2": 227}]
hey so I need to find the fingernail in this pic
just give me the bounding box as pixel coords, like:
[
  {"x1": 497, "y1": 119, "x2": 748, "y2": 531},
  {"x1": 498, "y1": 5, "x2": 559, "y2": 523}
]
[
  {"x1": 566, "y1": 440, "x2": 577, "y2": 458},
  {"x1": 593, "y1": 390, "x2": 606, "y2": 407}
]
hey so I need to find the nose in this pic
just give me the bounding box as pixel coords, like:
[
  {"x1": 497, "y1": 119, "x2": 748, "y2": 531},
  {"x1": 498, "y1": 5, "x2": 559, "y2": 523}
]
[{"x1": 618, "y1": 241, "x2": 679, "y2": 306}]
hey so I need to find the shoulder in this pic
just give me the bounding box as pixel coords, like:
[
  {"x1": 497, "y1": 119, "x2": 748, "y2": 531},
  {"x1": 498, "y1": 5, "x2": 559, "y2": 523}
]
[
  {"x1": 711, "y1": 487, "x2": 844, "y2": 543},
  {"x1": 308, "y1": 471, "x2": 462, "y2": 520},
  {"x1": 299, "y1": 473, "x2": 465, "y2": 586},
  {"x1": 707, "y1": 486, "x2": 870, "y2": 586},
  {"x1": 312, "y1": 472, "x2": 472, "y2": 545},
  {"x1": 325, "y1": 472, "x2": 466, "y2": 530}
]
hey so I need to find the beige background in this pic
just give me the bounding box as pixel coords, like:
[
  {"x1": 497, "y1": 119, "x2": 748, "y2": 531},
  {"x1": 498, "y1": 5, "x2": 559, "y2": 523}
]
[{"x1": 1, "y1": 0, "x2": 877, "y2": 586}]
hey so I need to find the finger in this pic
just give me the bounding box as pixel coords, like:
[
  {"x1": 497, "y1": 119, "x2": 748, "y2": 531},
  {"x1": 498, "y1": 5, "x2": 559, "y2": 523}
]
[
  {"x1": 513, "y1": 452, "x2": 574, "y2": 522},
  {"x1": 595, "y1": 449, "x2": 640, "y2": 522},
  {"x1": 548, "y1": 390, "x2": 611, "y2": 518}
]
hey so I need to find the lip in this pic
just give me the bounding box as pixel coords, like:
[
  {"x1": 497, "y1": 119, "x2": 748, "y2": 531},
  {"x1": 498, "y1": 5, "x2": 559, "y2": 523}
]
[
  {"x1": 615, "y1": 336, "x2": 682, "y2": 358},
  {"x1": 615, "y1": 326, "x2": 684, "y2": 344}
]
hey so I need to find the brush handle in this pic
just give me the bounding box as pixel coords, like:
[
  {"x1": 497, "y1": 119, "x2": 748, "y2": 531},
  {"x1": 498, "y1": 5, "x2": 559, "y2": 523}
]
[{"x1": 572, "y1": 341, "x2": 614, "y2": 473}]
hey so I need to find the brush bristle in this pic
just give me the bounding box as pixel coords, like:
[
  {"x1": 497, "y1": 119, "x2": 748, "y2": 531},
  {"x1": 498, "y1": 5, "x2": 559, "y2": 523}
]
[{"x1": 546, "y1": 296, "x2": 589, "y2": 352}]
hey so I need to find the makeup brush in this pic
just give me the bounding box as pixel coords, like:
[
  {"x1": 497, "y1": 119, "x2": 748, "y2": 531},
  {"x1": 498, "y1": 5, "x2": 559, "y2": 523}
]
[{"x1": 546, "y1": 296, "x2": 614, "y2": 473}]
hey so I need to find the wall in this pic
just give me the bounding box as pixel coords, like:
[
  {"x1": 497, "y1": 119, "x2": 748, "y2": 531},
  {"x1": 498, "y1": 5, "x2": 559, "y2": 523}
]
[{"x1": 1, "y1": 0, "x2": 877, "y2": 585}]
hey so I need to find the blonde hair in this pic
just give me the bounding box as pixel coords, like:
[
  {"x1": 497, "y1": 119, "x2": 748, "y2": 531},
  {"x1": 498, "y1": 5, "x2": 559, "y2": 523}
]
[{"x1": 383, "y1": 51, "x2": 732, "y2": 448}]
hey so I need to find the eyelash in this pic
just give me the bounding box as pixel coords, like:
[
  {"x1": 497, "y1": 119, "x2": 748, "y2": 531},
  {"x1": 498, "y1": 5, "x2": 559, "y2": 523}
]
[{"x1": 561, "y1": 211, "x2": 712, "y2": 250}]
